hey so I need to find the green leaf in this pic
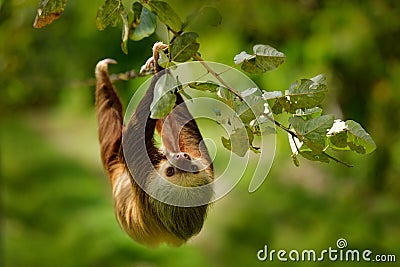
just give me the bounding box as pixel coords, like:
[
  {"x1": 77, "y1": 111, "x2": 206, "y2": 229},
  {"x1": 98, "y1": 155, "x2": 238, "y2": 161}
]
[
  {"x1": 299, "y1": 150, "x2": 330, "y2": 163},
  {"x1": 221, "y1": 136, "x2": 231, "y2": 150},
  {"x1": 262, "y1": 90, "x2": 283, "y2": 100},
  {"x1": 170, "y1": 32, "x2": 200, "y2": 62},
  {"x1": 233, "y1": 51, "x2": 254, "y2": 65},
  {"x1": 268, "y1": 74, "x2": 328, "y2": 114},
  {"x1": 286, "y1": 74, "x2": 328, "y2": 110},
  {"x1": 274, "y1": 97, "x2": 293, "y2": 114},
  {"x1": 150, "y1": 73, "x2": 177, "y2": 119},
  {"x1": 262, "y1": 90, "x2": 284, "y2": 114},
  {"x1": 188, "y1": 81, "x2": 220, "y2": 92},
  {"x1": 157, "y1": 49, "x2": 175, "y2": 68},
  {"x1": 346, "y1": 120, "x2": 376, "y2": 154},
  {"x1": 271, "y1": 99, "x2": 283, "y2": 115},
  {"x1": 253, "y1": 124, "x2": 276, "y2": 136},
  {"x1": 253, "y1": 44, "x2": 286, "y2": 71},
  {"x1": 96, "y1": 0, "x2": 125, "y2": 30},
  {"x1": 221, "y1": 127, "x2": 250, "y2": 157},
  {"x1": 294, "y1": 107, "x2": 323, "y2": 120},
  {"x1": 217, "y1": 87, "x2": 232, "y2": 100},
  {"x1": 144, "y1": 0, "x2": 182, "y2": 33},
  {"x1": 328, "y1": 130, "x2": 348, "y2": 149},
  {"x1": 237, "y1": 45, "x2": 286, "y2": 74},
  {"x1": 327, "y1": 120, "x2": 376, "y2": 154},
  {"x1": 33, "y1": 0, "x2": 67, "y2": 28},
  {"x1": 120, "y1": 9, "x2": 129, "y2": 54},
  {"x1": 290, "y1": 115, "x2": 335, "y2": 152},
  {"x1": 130, "y1": 3, "x2": 156, "y2": 41},
  {"x1": 235, "y1": 95, "x2": 265, "y2": 124},
  {"x1": 291, "y1": 154, "x2": 300, "y2": 167}
]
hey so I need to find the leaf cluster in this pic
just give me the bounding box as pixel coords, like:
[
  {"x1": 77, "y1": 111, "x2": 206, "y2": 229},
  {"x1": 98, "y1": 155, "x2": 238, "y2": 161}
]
[{"x1": 33, "y1": 0, "x2": 376, "y2": 167}]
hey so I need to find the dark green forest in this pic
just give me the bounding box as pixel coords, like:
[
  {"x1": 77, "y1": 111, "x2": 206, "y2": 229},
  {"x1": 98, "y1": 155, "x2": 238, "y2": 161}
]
[{"x1": 1, "y1": 0, "x2": 399, "y2": 266}]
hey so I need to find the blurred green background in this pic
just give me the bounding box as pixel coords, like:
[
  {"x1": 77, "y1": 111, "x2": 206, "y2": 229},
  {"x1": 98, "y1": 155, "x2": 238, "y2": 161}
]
[{"x1": 1, "y1": 0, "x2": 400, "y2": 266}]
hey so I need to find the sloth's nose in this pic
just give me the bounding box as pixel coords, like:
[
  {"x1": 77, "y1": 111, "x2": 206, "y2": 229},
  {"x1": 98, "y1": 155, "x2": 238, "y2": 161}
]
[
  {"x1": 173, "y1": 152, "x2": 199, "y2": 173},
  {"x1": 175, "y1": 153, "x2": 191, "y2": 161}
]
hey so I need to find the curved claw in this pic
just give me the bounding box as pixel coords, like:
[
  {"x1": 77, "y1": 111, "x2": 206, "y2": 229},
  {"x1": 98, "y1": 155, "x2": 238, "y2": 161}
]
[{"x1": 95, "y1": 58, "x2": 118, "y2": 77}]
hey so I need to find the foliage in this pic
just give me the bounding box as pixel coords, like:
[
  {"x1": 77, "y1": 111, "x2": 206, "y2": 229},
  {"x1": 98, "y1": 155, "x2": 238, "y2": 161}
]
[
  {"x1": 33, "y1": 0, "x2": 66, "y2": 28},
  {"x1": 2, "y1": 0, "x2": 400, "y2": 266},
  {"x1": 32, "y1": 0, "x2": 376, "y2": 167}
]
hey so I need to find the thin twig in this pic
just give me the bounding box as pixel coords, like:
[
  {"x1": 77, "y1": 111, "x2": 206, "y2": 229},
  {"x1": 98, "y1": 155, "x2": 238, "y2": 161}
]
[
  {"x1": 193, "y1": 53, "x2": 244, "y2": 101},
  {"x1": 322, "y1": 152, "x2": 353, "y2": 167},
  {"x1": 85, "y1": 69, "x2": 150, "y2": 87},
  {"x1": 109, "y1": 69, "x2": 149, "y2": 82},
  {"x1": 263, "y1": 113, "x2": 297, "y2": 138}
]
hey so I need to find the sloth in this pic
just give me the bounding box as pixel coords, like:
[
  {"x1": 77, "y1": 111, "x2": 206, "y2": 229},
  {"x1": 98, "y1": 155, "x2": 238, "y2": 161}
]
[{"x1": 95, "y1": 51, "x2": 214, "y2": 247}]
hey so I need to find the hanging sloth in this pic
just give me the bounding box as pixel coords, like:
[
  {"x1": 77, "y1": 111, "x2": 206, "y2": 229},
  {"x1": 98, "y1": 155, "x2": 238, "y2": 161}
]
[{"x1": 94, "y1": 44, "x2": 214, "y2": 247}]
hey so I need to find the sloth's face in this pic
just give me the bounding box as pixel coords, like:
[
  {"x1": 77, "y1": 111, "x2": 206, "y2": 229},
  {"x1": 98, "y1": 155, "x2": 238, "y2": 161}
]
[{"x1": 157, "y1": 152, "x2": 211, "y2": 187}]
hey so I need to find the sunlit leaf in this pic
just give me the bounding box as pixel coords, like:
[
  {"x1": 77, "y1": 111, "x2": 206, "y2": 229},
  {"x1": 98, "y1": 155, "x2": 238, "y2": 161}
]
[
  {"x1": 150, "y1": 72, "x2": 177, "y2": 119},
  {"x1": 236, "y1": 95, "x2": 265, "y2": 124},
  {"x1": 238, "y1": 44, "x2": 286, "y2": 74},
  {"x1": 33, "y1": 0, "x2": 67, "y2": 28},
  {"x1": 270, "y1": 74, "x2": 328, "y2": 114},
  {"x1": 233, "y1": 51, "x2": 254, "y2": 65},
  {"x1": 130, "y1": 2, "x2": 156, "y2": 41},
  {"x1": 253, "y1": 44, "x2": 286, "y2": 71},
  {"x1": 346, "y1": 120, "x2": 376, "y2": 154},
  {"x1": 327, "y1": 120, "x2": 376, "y2": 154},
  {"x1": 170, "y1": 32, "x2": 199, "y2": 62},
  {"x1": 262, "y1": 90, "x2": 283, "y2": 100},
  {"x1": 310, "y1": 73, "x2": 326, "y2": 84},
  {"x1": 290, "y1": 115, "x2": 335, "y2": 152},
  {"x1": 96, "y1": 0, "x2": 125, "y2": 30},
  {"x1": 157, "y1": 49, "x2": 175, "y2": 68},
  {"x1": 188, "y1": 81, "x2": 220, "y2": 92},
  {"x1": 120, "y1": 9, "x2": 129, "y2": 54},
  {"x1": 221, "y1": 127, "x2": 250, "y2": 157},
  {"x1": 144, "y1": 0, "x2": 182, "y2": 33},
  {"x1": 328, "y1": 130, "x2": 348, "y2": 149},
  {"x1": 289, "y1": 133, "x2": 330, "y2": 164},
  {"x1": 286, "y1": 74, "x2": 328, "y2": 110},
  {"x1": 217, "y1": 87, "x2": 234, "y2": 108},
  {"x1": 299, "y1": 150, "x2": 330, "y2": 163},
  {"x1": 294, "y1": 107, "x2": 323, "y2": 120}
]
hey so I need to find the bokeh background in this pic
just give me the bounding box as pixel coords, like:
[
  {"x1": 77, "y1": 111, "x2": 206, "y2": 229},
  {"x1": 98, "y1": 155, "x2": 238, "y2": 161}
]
[{"x1": 1, "y1": 0, "x2": 399, "y2": 266}]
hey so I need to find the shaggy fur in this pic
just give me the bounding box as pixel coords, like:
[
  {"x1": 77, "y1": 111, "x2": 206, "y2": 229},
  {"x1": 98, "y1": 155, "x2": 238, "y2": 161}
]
[{"x1": 95, "y1": 58, "x2": 213, "y2": 247}]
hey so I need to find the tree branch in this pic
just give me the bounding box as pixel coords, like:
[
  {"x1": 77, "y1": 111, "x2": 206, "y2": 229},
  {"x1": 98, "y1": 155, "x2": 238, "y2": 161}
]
[{"x1": 193, "y1": 53, "x2": 244, "y2": 101}]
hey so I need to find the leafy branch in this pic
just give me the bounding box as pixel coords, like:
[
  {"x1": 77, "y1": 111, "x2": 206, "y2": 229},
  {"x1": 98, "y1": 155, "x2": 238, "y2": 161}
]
[{"x1": 33, "y1": 0, "x2": 377, "y2": 167}]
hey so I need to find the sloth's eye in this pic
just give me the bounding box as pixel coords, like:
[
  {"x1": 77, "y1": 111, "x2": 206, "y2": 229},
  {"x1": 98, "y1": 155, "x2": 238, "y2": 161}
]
[{"x1": 166, "y1": 166, "x2": 175, "y2": 177}]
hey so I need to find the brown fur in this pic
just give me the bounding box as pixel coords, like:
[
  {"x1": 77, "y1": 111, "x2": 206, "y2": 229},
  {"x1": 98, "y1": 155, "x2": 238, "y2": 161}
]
[{"x1": 95, "y1": 59, "x2": 214, "y2": 247}]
